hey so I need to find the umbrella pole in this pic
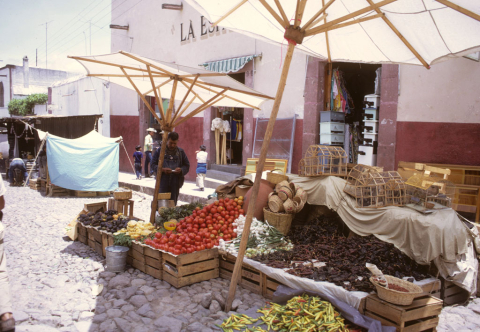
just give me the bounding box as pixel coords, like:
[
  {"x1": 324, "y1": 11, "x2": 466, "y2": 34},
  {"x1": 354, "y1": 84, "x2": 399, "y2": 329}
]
[
  {"x1": 150, "y1": 131, "x2": 169, "y2": 224},
  {"x1": 225, "y1": 42, "x2": 296, "y2": 312}
]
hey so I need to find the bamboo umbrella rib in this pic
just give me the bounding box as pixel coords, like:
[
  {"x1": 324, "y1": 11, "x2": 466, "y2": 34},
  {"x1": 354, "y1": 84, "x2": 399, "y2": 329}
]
[
  {"x1": 305, "y1": 0, "x2": 397, "y2": 37},
  {"x1": 157, "y1": 86, "x2": 165, "y2": 117},
  {"x1": 147, "y1": 65, "x2": 166, "y2": 123},
  {"x1": 307, "y1": 14, "x2": 328, "y2": 30},
  {"x1": 88, "y1": 74, "x2": 170, "y2": 78},
  {"x1": 177, "y1": 73, "x2": 227, "y2": 78},
  {"x1": 180, "y1": 81, "x2": 206, "y2": 104},
  {"x1": 120, "y1": 67, "x2": 162, "y2": 124},
  {"x1": 119, "y1": 51, "x2": 175, "y2": 76},
  {"x1": 436, "y1": 0, "x2": 480, "y2": 22},
  {"x1": 366, "y1": 0, "x2": 428, "y2": 69},
  {"x1": 317, "y1": 13, "x2": 384, "y2": 34},
  {"x1": 174, "y1": 96, "x2": 226, "y2": 128},
  {"x1": 295, "y1": 0, "x2": 308, "y2": 29},
  {"x1": 174, "y1": 90, "x2": 227, "y2": 127},
  {"x1": 68, "y1": 56, "x2": 165, "y2": 75},
  {"x1": 172, "y1": 95, "x2": 197, "y2": 122},
  {"x1": 273, "y1": 0, "x2": 289, "y2": 26},
  {"x1": 143, "y1": 78, "x2": 173, "y2": 96},
  {"x1": 212, "y1": 0, "x2": 249, "y2": 27},
  {"x1": 258, "y1": 0, "x2": 289, "y2": 28},
  {"x1": 182, "y1": 77, "x2": 274, "y2": 100},
  {"x1": 175, "y1": 75, "x2": 199, "y2": 118},
  {"x1": 192, "y1": 81, "x2": 261, "y2": 110},
  {"x1": 166, "y1": 79, "x2": 179, "y2": 123},
  {"x1": 301, "y1": 0, "x2": 335, "y2": 31}
]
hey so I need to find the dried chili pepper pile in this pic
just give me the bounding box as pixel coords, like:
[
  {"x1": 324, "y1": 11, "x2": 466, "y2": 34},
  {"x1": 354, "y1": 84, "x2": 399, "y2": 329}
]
[{"x1": 251, "y1": 216, "x2": 430, "y2": 292}]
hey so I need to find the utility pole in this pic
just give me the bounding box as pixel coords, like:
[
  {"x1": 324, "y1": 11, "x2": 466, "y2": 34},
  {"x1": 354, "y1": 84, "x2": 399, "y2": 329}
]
[
  {"x1": 90, "y1": 20, "x2": 92, "y2": 55},
  {"x1": 36, "y1": 49, "x2": 38, "y2": 66},
  {"x1": 40, "y1": 21, "x2": 53, "y2": 68}
]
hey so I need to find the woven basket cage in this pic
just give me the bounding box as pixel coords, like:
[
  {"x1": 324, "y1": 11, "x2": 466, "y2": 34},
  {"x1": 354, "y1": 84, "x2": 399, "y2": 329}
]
[
  {"x1": 113, "y1": 188, "x2": 132, "y2": 200},
  {"x1": 263, "y1": 207, "x2": 293, "y2": 236},
  {"x1": 268, "y1": 195, "x2": 285, "y2": 213},
  {"x1": 299, "y1": 145, "x2": 348, "y2": 177},
  {"x1": 370, "y1": 275, "x2": 423, "y2": 306},
  {"x1": 267, "y1": 170, "x2": 289, "y2": 184}
]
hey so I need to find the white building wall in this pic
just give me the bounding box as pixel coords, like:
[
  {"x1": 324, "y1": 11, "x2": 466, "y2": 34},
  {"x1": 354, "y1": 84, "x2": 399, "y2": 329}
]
[{"x1": 110, "y1": 0, "x2": 307, "y2": 119}]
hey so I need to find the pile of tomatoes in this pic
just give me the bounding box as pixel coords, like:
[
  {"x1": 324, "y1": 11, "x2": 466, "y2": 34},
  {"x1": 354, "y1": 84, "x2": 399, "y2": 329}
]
[{"x1": 144, "y1": 197, "x2": 245, "y2": 255}]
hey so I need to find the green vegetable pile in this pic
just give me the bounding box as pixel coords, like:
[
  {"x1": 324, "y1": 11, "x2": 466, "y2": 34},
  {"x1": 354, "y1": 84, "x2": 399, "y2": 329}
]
[{"x1": 154, "y1": 202, "x2": 204, "y2": 227}]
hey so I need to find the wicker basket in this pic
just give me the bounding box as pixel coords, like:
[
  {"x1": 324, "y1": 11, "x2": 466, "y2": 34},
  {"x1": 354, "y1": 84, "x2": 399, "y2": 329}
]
[
  {"x1": 293, "y1": 196, "x2": 305, "y2": 213},
  {"x1": 370, "y1": 275, "x2": 423, "y2": 305},
  {"x1": 268, "y1": 195, "x2": 285, "y2": 213},
  {"x1": 283, "y1": 198, "x2": 295, "y2": 214},
  {"x1": 113, "y1": 187, "x2": 132, "y2": 200},
  {"x1": 263, "y1": 207, "x2": 293, "y2": 235},
  {"x1": 275, "y1": 180, "x2": 290, "y2": 192},
  {"x1": 278, "y1": 186, "x2": 294, "y2": 201},
  {"x1": 158, "y1": 192, "x2": 171, "y2": 200},
  {"x1": 267, "y1": 170, "x2": 289, "y2": 185}
]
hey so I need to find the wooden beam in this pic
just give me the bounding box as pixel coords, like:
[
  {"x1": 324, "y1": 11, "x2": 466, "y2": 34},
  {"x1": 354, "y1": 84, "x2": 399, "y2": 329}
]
[
  {"x1": 182, "y1": 77, "x2": 274, "y2": 100},
  {"x1": 177, "y1": 73, "x2": 226, "y2": 78},
  {"x1": 142, "y1": 78, "x2": 172, "y2": 96},
  {"x1": 68, "y1": 56, "x2": 165, "y2": 75},
  {"x1": 305, "y1": 0, "x2": 396, "y2": 36},
  {"x1": 173, "y1": 89, "x2": 227, "y2": 127},
  {"x1": 294, "y1": 0, "x2": 308, "y2": 29},
  {"x1": 180, "y1": 80, "x2": 206, "y2": 104},
  {"x1": 172, "y1": 75, "x2": 199, "y2": 123},
  {"x1": 193, "y1": 81, "x2": 261, "y2": 110},
  {"x1": 212, "y1": 0, "x2": 248, "y2": 27},
  {"x1": 316, "y1": 13, "x2": 384, "y2": 34},
  {"x1": 436, "y1": 0, "x2": 480, "y2": 22},
  {"x1": 150, "y1": 131, "x2": 169, "y2": 224},
  {"x1": 147, "y1": 65, "x2": 166, "y2": 124},
  {"x1": 88, "y1": 74, "x2": 169, "y2": 78},
  {"x1": 166, "y1": 79, "x2": 178, "y2": 124},
  {"x1": 119, "y1": 51, "x2": 174, "y2": 76},
  {"x1": 307, "y1": 13, "x2": 328, "y2": 30},
  {"x1": 258, "y1": 0, "x2": 288, "y2": 28},
  {"x1": 157, "y1": 86, "x2": 165, "y2": 118},
  {"x1": 301, "y1": 0, "x2": 335, "y2": 31},
  {"x1": 274, "y1": 0, "x2": 289, "y2": 26},
  {"x1": 366, "y1": 0, "x2": 428, "y2": 69},
  {"x1": 120, "y1": 67, "x2": 162, "y2": 124},
  {"x1": 172, "y1": 95, "x2": 197, "y2": 123},
  {"x1": 225, "y1": 42, "x2": 297, "y2": 312}
]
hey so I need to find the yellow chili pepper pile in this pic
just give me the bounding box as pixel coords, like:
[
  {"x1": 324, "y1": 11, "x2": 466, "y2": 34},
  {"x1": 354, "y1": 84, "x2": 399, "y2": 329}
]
[{"x1": 219, "y1": 294, "x2": 349, "y2": 332}]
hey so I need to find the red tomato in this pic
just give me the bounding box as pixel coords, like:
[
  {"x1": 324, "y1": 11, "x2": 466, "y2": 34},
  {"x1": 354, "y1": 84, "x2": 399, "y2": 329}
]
[
  {"x1": 185, "y1": 237, "x2": 192, "y2": 244},
  {"x1": 195, "y1": 235, "x2": 201, "y2": 241},
  {"x1": 175, "y1": 238, "x2": 182, "y2": 245},
  {"x1": 200, "y1": 245, "x2": 205, "y2": 251},
  {"x1": 174, "y1": 249, "x2": 181, "y2": 255},
  {"x1": 195, "y1": 207, "x2": 201, "y2": 211},
  {"x1": 239, "y1": 209, "x2": 245, "y2": 215},
  {"x1": 214, "y1": 201, "x2": 219, "y2": 206},
  {"x1": 154, "y1": 232, "x2": 162, "y2": 239},
  {"x1": 211, "y1": 208, "x2": 217, "y2": 214},
  {"x1": 206, "y1": 243, "x2": 213, "y2": 249},
  {"x1": 200, "y1": 223, "x2": 206, "y2": 228},
  {"x1": 165, "y1": 231, "x2": 172, "y2": 237},
  {"x1": 229, "y1": 211, "x2": 235, "y2": 216},
  {"x1": 218, "y1": 206, "x2": 224, "y2": 212},
  {"x1": 199, "y1": 213, "x2": 206, "y2": 218},
  {"x1": 187, "y1": 247, "x2": 194, "y2": 254}
]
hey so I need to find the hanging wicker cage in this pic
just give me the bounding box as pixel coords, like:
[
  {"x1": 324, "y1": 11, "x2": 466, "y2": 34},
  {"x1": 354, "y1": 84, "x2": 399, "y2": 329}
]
[
  {"x1": 344, "y1": 165, "x2": 407, "y2": 208},
  {"x1": 299, "y1": 145, "x2": 348, "y2": 177},
  {"x1": 405, "y1": 174, "x2": 455, "y2": 209}
]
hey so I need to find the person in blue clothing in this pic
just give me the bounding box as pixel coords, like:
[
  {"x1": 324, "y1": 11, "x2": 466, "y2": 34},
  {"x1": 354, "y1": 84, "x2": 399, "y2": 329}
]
[
  {"x1": 195, "y1": 145, "x2": 208, "y2": 191},
  {"x1": 8, "y1": 158, "x2": 28, "y2": 185},
  {"x1": 151, "y1": 132, "x2": 189, "y2": 205},
  {"x1": 133, "y1": 145, "x2": 143, "y2": 180}
]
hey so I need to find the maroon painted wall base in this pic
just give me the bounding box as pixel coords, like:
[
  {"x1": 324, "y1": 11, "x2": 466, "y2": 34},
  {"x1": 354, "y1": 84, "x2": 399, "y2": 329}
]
[
  {"x1": 111, "y1": 115, "x2": 140, "y2": 173},
  {"x1": 174, "y1": 117, "x2": 204, "y2": 182},
  {"x1": 395, "y1": 121, "x2": 480, "y2": 167}
]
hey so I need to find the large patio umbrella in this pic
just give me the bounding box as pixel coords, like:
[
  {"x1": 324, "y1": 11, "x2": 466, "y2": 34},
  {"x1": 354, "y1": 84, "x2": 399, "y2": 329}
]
[
  {"x1": 69, "y1": 51, "x2": 273, "y2": 222},
  {"x1": 186, "y1": 0, "x2": 480, "y2": 311}
]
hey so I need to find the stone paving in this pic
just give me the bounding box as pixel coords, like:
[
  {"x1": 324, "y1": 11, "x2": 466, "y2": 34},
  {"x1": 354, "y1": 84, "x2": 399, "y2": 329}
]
[{"x1": 1, "y1": 185, "x2": 480, "y2": 331}]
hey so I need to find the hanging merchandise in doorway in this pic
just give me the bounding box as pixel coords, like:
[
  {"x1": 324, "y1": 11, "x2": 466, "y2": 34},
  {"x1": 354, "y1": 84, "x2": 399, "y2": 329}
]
[{"x1": 331, "y1": 68, "x2": 354, "y2": 114}]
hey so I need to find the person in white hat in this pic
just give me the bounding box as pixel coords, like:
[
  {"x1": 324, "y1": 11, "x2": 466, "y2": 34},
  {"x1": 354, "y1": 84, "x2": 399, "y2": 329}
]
[{"x1": 144, "y1": 128, "x2": 156, "y2": 177}]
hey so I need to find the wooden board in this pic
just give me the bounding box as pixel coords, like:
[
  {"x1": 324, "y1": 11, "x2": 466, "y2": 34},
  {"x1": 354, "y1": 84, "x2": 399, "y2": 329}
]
[
  {"x1": 84, "y1": 202, "x2": 108, "y2": 213},
  {"x1": 74, "y1": 191, "x2": 97, "y2": 197},
  {"x1": 364, "y1": 294, "x2": 442, "y2": 332},
  {"x1": 163, "y1": 268, "x2": 219, "y2": 288}
]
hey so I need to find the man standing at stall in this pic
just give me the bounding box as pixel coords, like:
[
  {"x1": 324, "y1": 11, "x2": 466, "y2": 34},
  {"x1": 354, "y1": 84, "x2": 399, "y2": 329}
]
[
  {"x1": 151, "y1": 132, "x2": 189, "y2": 205},
  {"x1": 144, "y1": 128, "x2": 156, "y2": 178}
]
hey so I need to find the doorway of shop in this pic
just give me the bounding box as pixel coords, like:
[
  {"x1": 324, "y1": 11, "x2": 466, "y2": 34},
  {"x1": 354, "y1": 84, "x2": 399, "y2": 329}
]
[{"x1": 327, "y1": 62, "x2": 381, "y2": 165}]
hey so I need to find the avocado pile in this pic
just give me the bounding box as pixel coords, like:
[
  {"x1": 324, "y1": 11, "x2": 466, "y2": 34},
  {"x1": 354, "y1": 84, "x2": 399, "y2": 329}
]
[{"x1": 78, "y1": 209, "x2": 130, "y2": 233}]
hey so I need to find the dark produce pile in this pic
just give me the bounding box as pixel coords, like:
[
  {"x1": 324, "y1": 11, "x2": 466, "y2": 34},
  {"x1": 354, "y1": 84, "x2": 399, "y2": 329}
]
[
  {"x1": 154, "y1": 202, "x2": 204, "y2": 228},
  {"x1": 78, "y1": 210, "x2": 133, "y2": 233},
  {"x1": 251, "y1": 216, "x2": 430, "y2": 292}
]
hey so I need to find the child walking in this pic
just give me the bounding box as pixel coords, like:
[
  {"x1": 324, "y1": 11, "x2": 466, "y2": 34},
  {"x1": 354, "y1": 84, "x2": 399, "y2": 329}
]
[
  {"x1": 133, "y1": 145, "x2": 143, "y2": 180},
  {"x1": 195, "y1": 145, "x2": 208, "y2": 191}
]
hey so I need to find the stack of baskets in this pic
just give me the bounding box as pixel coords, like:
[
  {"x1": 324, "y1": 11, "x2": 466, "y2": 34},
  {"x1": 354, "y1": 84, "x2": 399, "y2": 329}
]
[{"x1": 264, "y1": 180, "x2": 308, "y2": 235}]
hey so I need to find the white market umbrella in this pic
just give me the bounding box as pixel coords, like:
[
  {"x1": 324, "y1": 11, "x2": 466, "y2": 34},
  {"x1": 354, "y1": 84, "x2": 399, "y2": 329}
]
[
  {"x1": 185, "y1": 0, "x2": 480, "y2": 311},
  {"x1": 69, "y1": 52, "x2": 273, "y2": 222}
]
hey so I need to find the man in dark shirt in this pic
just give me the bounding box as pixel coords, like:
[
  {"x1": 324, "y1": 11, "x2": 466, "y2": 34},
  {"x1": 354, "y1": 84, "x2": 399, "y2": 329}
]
[
  {"x1": 133, "y1": 145, "x2": 143, "y2": 180},
  {"x1": 151, "y1": 132, "x2": 189, "y2": 205}
]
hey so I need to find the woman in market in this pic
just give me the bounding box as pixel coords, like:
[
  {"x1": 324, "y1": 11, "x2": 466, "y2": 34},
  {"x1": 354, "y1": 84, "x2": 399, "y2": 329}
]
[
  {"x1": 195, "y1": 145, "x2": 208, "y2": 191},
  {"x1": 151, "y1": 132, "x2": 189, "y2": 205}
]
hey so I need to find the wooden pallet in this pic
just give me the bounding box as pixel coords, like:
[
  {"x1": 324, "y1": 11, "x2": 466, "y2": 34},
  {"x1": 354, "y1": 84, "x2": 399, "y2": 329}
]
[
  {"x1": 163, "y1": 248, "x2": 219, "y2": 288},
  {"x1": 219, "y1": 253, "x2": 283, "y2": 299},
  {"x1": 363, "y1": 294, "x2": 443, "y2": 332}
]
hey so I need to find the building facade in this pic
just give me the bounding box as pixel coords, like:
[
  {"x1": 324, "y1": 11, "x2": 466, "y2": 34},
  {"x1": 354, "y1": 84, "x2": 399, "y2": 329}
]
[{"x1": 109, "y1": 0, "x2": 480, "y2": 180}]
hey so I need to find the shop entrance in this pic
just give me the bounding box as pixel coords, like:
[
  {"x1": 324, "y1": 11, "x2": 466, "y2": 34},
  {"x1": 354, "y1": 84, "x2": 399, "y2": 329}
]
[{"x1": 217, "y1": 107, "x2": 244, "y2": 165}]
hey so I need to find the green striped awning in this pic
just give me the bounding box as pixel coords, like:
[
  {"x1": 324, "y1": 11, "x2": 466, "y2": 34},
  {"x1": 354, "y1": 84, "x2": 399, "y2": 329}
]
[{"x1": 200, "y1": 54, "x2": 261, "y2": 73}]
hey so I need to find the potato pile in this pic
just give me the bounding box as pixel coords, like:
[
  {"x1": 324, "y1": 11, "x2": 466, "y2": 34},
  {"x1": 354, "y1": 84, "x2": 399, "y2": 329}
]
[{"x1": 115, "y1": 220, "x2": 156, "y2": 240}]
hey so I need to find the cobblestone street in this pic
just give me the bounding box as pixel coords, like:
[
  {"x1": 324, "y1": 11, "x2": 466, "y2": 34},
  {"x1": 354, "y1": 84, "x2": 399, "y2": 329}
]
[{"x1": 2, "y1": 185, "x2": 480, "y2": 331}]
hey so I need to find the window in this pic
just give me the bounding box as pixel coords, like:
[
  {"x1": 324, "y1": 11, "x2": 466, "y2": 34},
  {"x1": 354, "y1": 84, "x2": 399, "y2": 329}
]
[{"x1": 0, "y1": 82, "x2": 4, "y2": 107}]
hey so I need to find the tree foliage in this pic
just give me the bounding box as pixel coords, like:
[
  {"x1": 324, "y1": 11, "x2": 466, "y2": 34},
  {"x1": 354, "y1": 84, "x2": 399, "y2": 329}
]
[{"x1": 8, "y1": 93, "x2": 48, "y2": 115}]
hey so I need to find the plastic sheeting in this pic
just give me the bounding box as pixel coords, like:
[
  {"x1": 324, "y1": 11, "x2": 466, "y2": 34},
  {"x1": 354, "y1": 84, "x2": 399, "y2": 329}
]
[{"x1": 46, "y1": 131, "x2": 121, "y2": 191}]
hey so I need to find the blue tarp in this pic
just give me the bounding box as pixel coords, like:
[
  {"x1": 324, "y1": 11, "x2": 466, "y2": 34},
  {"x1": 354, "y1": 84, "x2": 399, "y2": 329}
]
[{"x1": 47, "y1": 131, "x2": 120, "y2": 191}]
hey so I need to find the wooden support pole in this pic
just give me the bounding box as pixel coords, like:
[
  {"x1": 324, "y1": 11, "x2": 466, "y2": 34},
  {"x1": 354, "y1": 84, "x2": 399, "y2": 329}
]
[
  {"x1": 166, "y1": 79, "x2": 178, "y2": 123},
  {"x1": 150, "y1": 131, "x2": 169, "y2": 224},
  {"x1": 258, "y1": 0, "x2": 289, "y2": 28},
  {"x1": 436, "y1": 0, "x2": 480, "y2": 22},
  {"x1": 143, "y1": 78, "x2": 172, "y2": 97},
  {"x1": 212, "y1": 0, "x2": 248, "y2": 27},
  {"x1": 173, "y1": 75, "x2": 199, "y2": 123},
  {"x1": 224, "y1": 42, "x2": 297, "y2": 312},
  {"x1": 273, "y1": 0, "x2": 289, "y2": 27},
  {"x1": 147, "y1": 65, "x2": 166, "y2": 123},
  {"x1": 301, "y1": 0, "x2": 335, "y2": 31}
]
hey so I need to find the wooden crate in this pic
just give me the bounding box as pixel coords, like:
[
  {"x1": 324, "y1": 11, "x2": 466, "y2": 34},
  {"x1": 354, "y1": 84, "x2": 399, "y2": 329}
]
[
  {"x1": 47, "y1": 184, "x2": 70, "y2": 197},
  {"x1": 74, "y1": 190, "x2": 97, "y2": 198},
  {"x1": 219, "y1": 253, "x2": 283, "y2": 299},
  {"x1": 363, "y1": 294, "x2": 443, "y2": 332},
  {"x1": 84, "y1": 202, "x2": 108, "y2": 213},
  {"x1": 97, "y1": 191, "x2": 111, "y2": 197},
  {"x1": 163, "y1": 248, "x2": 219, "y2": 288},
  {"x1": 438, "y1": 280, "x2": 469, "y2": 306},
  {"x1": 143, "y1": 245, "x2": 163, "y2": 280},
  {"x1": 108, "y1": 198, "x2": 134, "y2": 217}
]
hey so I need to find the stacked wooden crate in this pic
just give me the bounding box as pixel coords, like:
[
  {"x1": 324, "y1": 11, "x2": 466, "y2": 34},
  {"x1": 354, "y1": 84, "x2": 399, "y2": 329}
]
[
  {"x1": 29, "y1": 179, "x2": 41, "y2": 191},
  {"x1": 47, "y1": 184, "x2": 70, "y2": 197},
  {"x1": 74, "y1": 190, "x2": 97, "y2": 197},
  {"x1": 219, "y1": 252, "x2": 283, "y2": 299}
]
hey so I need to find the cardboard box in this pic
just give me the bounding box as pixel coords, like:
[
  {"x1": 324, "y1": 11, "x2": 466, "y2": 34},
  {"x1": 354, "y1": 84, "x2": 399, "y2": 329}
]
[{"x1": 235, "y1": 185, "x2": 251, "y2": 197}]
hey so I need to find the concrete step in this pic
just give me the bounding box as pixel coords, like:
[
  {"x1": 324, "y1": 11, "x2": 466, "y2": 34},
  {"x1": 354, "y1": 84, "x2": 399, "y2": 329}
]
[
  {"x1": 204, "y1": 177, "x2": 227, "y2": 190},
  {"x1": 206, "y1": 169, "x2": 241, "y2": 182},
  {"x1": 210, "y1": 164, "x2": 245, "y2": 175}
]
